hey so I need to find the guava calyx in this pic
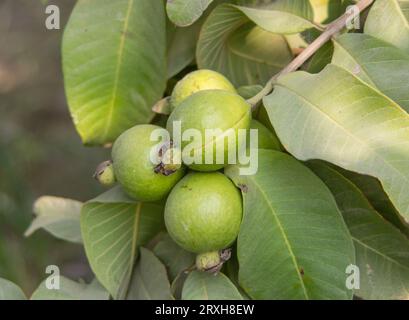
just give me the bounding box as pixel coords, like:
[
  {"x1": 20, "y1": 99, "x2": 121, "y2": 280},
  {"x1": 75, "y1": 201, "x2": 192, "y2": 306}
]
[
  {"x1": 93, "y1": 160, "x2": 116, "y2": 187},
  {"x1": 154, "y1": 141, "x2": 182, "y2": 176},
  {"x1": 195, "y1": 248, "x2": 232, "y2": 273}
]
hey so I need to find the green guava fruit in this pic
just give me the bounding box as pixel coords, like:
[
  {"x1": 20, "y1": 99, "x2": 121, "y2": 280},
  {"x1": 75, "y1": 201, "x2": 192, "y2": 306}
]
[
  {"x1": 249, "y1": 119, "x2": 282, "y2": 151},
  {"x1": 164, "y1": 172, "x2": 242, "y2": 257},
  {"x1": 166, "y1": 90, "x2": 252, "y2": 172},
  {"x1": 112, "y1": 124, "x2": 185, "y2": 202},
  {"x1": 170, "y1": 69, "x2": 236, "y2": 111}
]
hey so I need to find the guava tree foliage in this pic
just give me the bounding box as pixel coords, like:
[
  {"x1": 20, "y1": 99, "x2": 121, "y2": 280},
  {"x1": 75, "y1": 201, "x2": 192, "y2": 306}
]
[{"x1": 3, "y1": 0, "x2": 409, "y2": 301}]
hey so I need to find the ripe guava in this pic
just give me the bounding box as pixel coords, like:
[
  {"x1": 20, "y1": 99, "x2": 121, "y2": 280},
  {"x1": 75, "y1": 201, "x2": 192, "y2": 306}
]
[
  {"x1": 164, "y1": 172, "x2": 242, "y2": 256},
  {"x1": 166, "y1": 90, "x2": 252, "y2": 172},
  {"x1": 112, "y1": 124, "x2": 185, "y2": 202},
  {"x1": 170, "y1": 69, "x2": 236, "y2": 111}
]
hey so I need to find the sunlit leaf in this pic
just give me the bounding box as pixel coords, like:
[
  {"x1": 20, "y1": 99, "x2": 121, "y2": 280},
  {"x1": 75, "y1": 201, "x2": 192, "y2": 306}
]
[
  {"x1": 332, "y1": 33, "x2": 409, "y2": 112},
  {"x1": 365, "y1": 0, "x2": 409, "y2": 54},
  {"x1": 197, "y1": 1, "x2": 318, "y2": 86},
  {"x1": 63, "y1": 0, "x2": 167, "y2": 145},
  {"x1": 264, "y1": 64, "x2": 409, "y2": 223}
]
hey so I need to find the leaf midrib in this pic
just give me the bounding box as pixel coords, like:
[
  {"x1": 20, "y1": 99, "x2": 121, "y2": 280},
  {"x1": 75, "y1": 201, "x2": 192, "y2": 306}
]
[
  {"x1": 201, "y1": 279, "x2": 209, "y2": 300},
  {"x1": 120, "y1": 202, "x2": 142, "y2": 299},
  {"x1": 353, "y1": 237, "x2": 409, "y2": 272},
  {"x1": 103, "y1": 0, "x2": 135, "y2": 142},
  {"x1": 244, "y1": 176, "x2": 310, "y2": 299},
  {"x1": 276, "y1": 82, "x2": 409, "y2": 190},
  {"x1": 324, "y1": 165, "x2": 409, "y2": 273}
]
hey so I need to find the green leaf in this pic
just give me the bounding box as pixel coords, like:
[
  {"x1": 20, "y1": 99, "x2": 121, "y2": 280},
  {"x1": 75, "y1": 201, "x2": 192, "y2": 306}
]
[
  {"x1": 256, "y1": 104, "x2": 275, "y2": 132},
  {"x1": 268, "y1": 0, "x2": 320, "y2": 51},
  {"x1": 309, "y1": 162, "x2": 409, "y2": 300},
  {"x1": 0, "y1": 278, "x2": 26, "y2": 300},
  {"x1": 25, "y1": 196, "x2": 82, "y2": 243},
  {"x1": 63, "y1": 0, "x2": 167, "y2": 145},
  {"x1": 182, "y1": 271, "x2": 243, "y2": 300},
  {"x1": 285, "y1": 33, "x2": 309, "y2": 53},
  {"x1": 233, "y1": 4, "x2": 316, "y2": 34},
  {"x1": 365, "y1": 0, "x2": 409, "y2": 54},
  {"x1": 225, "y1": 150, "x2": 355, "y2": 300},
  {"x1": 167, "y1": 20, "x2": 201, "y2": 78},
  {"x1": 81, "y1": 187, "x2": 165, "y2": 299},
  {"x1": 306, "y1": 41, "x2": 334, "y2": 73},
  {"x1": 170, "y1": 270, "x2": 189, "y2": 300},
  {"x1": 224, "y1": 244, "x2": 242, "y2": 290},
  {"x1": 301, "y1": 0, "x2": 354, "y2": 45},
  {"x1": 197, "y1": 2, "x2": 318, "y2": 86},
  {"x1": 166, "y1": 0, "x2": 214, "y2": 27},
  {"x1": 237, "y1": 85, "x2": 263, "y2": 100},
  {"x1": 264, "y1": 64, "x2": 409, "y2": 223},
  {"x1": 153, "y1": 234, "x2": 195, "y2": 281},
  {"x1": 334, "y1": 167, "x2": 409, "y2": 237},
  {"x1": 31, "y1": 277, "x2": 109, "y2": 300},
  {"x1": 126, "y1": 248, "x2": 173, "y2": 300},
  {"x1": 249, "y1": 119, "x2": 283, "y2": 151},
  {"x1": 332, "y1": 33, "x2": 409, "y2": 112}
]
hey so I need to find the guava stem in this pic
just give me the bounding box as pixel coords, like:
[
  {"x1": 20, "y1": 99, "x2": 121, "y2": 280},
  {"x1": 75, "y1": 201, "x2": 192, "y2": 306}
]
[{"x1": 246, "y1": 0, "x2": 374, "y2": 109}]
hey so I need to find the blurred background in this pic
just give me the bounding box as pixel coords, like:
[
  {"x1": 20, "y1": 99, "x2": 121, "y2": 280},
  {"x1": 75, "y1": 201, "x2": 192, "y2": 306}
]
[{"x1": 0, "y1": 0, "x2": 109, "y2": 295}]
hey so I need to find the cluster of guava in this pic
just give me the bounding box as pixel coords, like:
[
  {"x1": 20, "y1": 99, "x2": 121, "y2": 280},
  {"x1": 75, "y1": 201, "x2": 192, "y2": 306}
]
[{"x1": 95, "y1": 70, "x2": 276, "y2": 272}]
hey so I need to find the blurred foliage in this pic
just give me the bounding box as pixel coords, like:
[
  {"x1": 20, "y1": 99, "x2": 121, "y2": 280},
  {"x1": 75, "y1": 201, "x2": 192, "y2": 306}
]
[{"x1": 0, "y1": 0, "x2": 110, "y2": 295}]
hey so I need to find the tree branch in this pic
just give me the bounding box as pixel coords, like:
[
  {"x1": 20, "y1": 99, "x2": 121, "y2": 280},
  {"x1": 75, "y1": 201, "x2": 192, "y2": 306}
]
[{"x1": 246, "y1": 0, "x2": 375, "y2": 108}]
